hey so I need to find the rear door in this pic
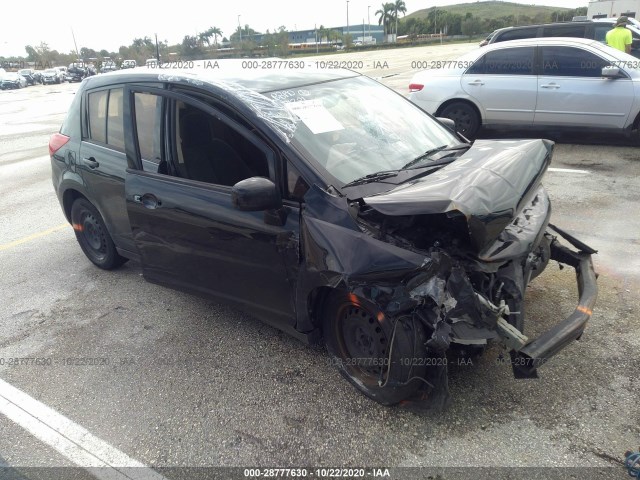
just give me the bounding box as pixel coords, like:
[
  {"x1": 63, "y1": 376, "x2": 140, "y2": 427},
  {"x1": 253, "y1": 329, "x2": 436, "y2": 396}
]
[
  {"x1": 78, "y1": 86, "x2": 135, "y2": 251},
  {"x1": 461, "y1": 46, "x2": 537, "y2": 125},
  {"x1": 533, "y1": 45, "x2": 634, "y2": 128},
  {"x1": 123, "y1": 86, "x2": 300, "y2": 323}
]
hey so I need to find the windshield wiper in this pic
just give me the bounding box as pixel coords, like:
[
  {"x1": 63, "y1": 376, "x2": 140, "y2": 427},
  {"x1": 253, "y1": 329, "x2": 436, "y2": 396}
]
[
  {"x1": 402, "y1": 143, "x2": 470, "y2": 170},
  {"x1": 341, "y1": 170, "x2": 400, "y2": 188}
]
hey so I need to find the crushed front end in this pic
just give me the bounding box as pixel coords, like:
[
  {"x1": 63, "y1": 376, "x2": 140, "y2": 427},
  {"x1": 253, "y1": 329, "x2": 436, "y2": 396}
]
[{"x1": 302, "y1": 139, "x2": 598, "y2": 409}]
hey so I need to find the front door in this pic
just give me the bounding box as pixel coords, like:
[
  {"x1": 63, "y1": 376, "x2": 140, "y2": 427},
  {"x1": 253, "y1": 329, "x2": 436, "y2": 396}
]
[
  {"x1": 124, "y1": 86, "x2": 299, "y2": 323},
  {"x1": 533, "y1": 45, "x2": 634, "y2": 129}
]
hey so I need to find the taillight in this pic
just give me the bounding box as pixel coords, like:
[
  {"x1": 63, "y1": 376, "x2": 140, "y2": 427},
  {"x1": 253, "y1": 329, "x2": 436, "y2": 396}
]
[
  {"x1": 49, "y1": 133, "x2": 70, "y2": 157},
  {"x1": 409, "y1": 83, "x2": 424, "y2": 93}
]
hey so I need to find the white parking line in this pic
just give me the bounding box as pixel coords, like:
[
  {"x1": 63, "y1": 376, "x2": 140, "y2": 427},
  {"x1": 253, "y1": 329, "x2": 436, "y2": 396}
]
[
  {"x1": 0, "y1": 378, "x2": 166, "y2": 480},
  {"x1": 548, "y1": 167, "x2": 590, "y2": 174}
]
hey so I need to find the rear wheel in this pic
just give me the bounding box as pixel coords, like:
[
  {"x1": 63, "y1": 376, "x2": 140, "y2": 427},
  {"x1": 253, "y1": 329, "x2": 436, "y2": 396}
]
[
  {"x1": 70, "y1": 198, "x2": 127, "y2": 270},
  {"x1": 440, "y1": 101, "x2": 480, "y2": 139},
  {"x1": 323, "y1": 292, "x2": 428, "y2": 405}
]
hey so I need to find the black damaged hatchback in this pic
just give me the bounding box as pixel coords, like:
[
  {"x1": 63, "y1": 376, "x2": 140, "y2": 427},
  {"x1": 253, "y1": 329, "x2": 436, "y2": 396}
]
[{"x1": 50, "y1": 65, "x2": 597, "y2": 408}]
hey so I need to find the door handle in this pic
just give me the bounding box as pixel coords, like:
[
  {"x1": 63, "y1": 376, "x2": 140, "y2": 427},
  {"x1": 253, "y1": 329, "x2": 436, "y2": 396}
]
[
  {"x1": 540, "y1": 83, "x2": 560, "y2": 89},
  {"x1": 82, "y1": 157, "x2": 99, "y2": 168},
  {"x1": 467, "y1": 80, "x2": 484, "y2": 86},
  {"x1": 133, "y1": 193, "x2": 161, "y2": 209}
]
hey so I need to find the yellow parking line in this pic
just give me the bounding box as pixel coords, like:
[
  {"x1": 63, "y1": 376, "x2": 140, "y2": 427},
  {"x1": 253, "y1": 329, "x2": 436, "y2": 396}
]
[{"x1": 0, "y1": 223, "x2": 69, "y2": 252}]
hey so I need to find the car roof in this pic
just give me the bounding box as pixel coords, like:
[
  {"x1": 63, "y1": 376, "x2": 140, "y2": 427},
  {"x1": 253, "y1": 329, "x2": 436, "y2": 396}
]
[
  {"x1": 81, "y1": 61, "x2": 361, "y2": 94},
  {"x1": 483, "y1": 36, "x2": 602, "y2": 49},
  {"x1": 495, "y1": 20, "x2": 598, "y2": 33}
]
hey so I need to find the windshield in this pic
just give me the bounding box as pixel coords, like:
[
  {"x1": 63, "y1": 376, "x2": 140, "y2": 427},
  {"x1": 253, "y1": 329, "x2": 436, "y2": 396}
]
[{"x1": 264, "y1": 76, "x2": 458, "y2": 185}]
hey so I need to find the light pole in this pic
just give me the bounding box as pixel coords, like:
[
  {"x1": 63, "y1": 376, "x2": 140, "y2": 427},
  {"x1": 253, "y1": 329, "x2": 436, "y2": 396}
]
[
  {"x1": 238, "y1": 15, "x2": 242, "y2": 43},
  {"x1": 346, "y1": 0, "x2": 350, "y2": 40},
  {"x1": 368, "y1": 5, "x2": 371, "y2": 42}
]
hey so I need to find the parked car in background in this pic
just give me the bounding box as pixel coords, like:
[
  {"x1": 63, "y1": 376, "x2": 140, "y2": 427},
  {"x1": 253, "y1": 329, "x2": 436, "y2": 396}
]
[
  {"x1": 121, "y1": 59, "x2": 137, "y2": 69},
  {"x1": 485, "y1": 18, "x2": 640, "y2": 57},
  {"x1": 33, "y1": 71, "x2": 44, "y2": 84},
  {"x1": 42, "y1": 68, "x2": 63, "y2": 84},
  {"x1": 67, "y1": 63, "x2": 88, "y2": 82},
  {"x1": 101, "y1": 61, "x2": 117, "y2": 73},
  {"x1": 49, "y1": 66, "x2": 596, "y2": 408},
  {"x1": 1, "y1": 72, "x2": 28, "y2": 89},
  {"x1": 18, "y1": 68, "x2": 38, "y2": 85},
  {"x1": 409, "y1": 37, "x2": 640, "y2": 139}
]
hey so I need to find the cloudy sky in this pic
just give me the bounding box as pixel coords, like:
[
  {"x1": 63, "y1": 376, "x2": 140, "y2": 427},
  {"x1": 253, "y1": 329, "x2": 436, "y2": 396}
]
[{"x1": 2, "y1": 0, "x2": 589, "y2": 57}]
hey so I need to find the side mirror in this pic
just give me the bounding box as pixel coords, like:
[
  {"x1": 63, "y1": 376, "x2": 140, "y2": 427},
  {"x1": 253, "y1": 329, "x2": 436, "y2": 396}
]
[
  {"x1": 232, "y1": 177, "x2": 282, "y2": 211},
  {"x1": 601, "y1": 66, "x2": 623, "y2": 78}
]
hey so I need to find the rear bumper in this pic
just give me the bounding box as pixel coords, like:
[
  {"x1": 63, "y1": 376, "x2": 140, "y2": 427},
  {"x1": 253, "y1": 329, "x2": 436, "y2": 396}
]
[{"x1": 511, "y1": 234, "x2": 598, "y2": 376}]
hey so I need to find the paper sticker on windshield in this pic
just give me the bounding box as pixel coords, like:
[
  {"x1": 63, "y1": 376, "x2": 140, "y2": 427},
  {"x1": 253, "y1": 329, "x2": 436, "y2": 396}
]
[{"x1": 285, "y1": 100, "x2": 344, "y2": 134}]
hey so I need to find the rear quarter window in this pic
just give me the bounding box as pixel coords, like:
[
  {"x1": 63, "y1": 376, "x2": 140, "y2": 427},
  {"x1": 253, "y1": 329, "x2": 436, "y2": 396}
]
[
  {"x1": 86, "y1": 88, "x2": 125, "y2": 151},
  {"x1": 466, "y1": 47, "x2": 535, "y2": 75}
]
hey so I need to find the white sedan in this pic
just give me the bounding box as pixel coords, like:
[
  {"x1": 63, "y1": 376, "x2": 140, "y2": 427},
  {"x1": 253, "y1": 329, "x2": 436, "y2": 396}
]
[{"x1": 408, "y1": 37, "x2": 640, "y2": 139}]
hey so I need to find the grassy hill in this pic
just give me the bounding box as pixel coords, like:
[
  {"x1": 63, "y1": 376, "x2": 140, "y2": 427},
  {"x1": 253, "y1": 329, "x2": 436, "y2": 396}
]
[{"x1": 406, "y1": 1, "x2": 572, "y2": 22}]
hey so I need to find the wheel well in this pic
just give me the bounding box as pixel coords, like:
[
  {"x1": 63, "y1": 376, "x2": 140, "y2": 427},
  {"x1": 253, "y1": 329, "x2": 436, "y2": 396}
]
[
  {"x1": 307, "y1": 286, "x2": 343, "y2": 332},
  {"x1": 436, "y1": 99, "x2": 482, "y2": 122},
  {"x1": 62, "y1": 189, "x2": 87, "y2": 223},
  {"x1": 633, "y1": 110, "x2": 640, "y2": 130}
]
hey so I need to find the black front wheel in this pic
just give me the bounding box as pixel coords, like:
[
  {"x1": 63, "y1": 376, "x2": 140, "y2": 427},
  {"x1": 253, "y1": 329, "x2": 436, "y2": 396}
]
[
  {"x1": 70, "y1": 198, "x2": 127, "y2": 270},
  {"x1": 440, "y1": 101, "x2": 480, "y2": 139},
  {"x1": 323, "y1": 292, "x2": 429, "y2": 405}
]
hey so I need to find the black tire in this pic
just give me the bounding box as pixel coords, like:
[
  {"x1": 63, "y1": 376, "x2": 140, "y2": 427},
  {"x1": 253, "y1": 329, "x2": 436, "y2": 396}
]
[
  {"x1": 70, "y1": 198, "x2": 127, "y2": 270},
  {"x1": 323, "y1": 292, "x2": 428, "y2": 405},
  {"x1": 440, "y1": 101, "x2": 480, "y2": 139}
]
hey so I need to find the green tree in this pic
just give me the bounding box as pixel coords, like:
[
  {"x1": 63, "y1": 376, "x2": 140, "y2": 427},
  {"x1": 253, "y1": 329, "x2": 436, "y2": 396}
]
[
  {"x1": 376, "y1": 2, "x2": 394, "y2": 40},
  {"x1": 198, "y1": 31, "x2": 212, "y2": 47},
  {"x1": 180, "y1": 35, "x2": 203, "y2": 59},
  {"x1": 461, "y1": 17, "x2": 482, "y2": 37},
  {"x1": 25, "y1": 45, "x2": 39, "y2": 62},
  {"x1": 392, "y1": 0, "x2": 407, "y2": 38},
  {"x1": 210, "y1": 27, "x2": 222, "y2": 46}
]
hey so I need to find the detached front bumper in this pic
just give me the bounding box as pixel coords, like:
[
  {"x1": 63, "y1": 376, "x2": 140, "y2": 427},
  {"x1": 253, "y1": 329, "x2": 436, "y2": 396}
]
[{"x1": 511, "y1": 228, "x2": 598, "y2": 377}]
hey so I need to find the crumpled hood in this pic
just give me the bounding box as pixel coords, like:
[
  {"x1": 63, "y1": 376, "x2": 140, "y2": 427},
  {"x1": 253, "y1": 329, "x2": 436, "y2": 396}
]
[{"x1": 362, "y1": 139, "x2": 554, "y2": 252}]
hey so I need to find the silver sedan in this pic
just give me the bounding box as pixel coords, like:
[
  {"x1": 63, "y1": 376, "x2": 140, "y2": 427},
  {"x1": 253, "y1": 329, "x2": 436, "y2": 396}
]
[{"x1": 408, "y1": 37, "x2": 640, "y2": 139}]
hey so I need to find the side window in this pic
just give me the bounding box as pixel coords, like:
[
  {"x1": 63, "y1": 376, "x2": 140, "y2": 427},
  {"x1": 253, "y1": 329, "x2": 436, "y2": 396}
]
[
  {"x1": 86, "y1": 88, "x2": 124, "y2": 151},
  {"x1": 543, "y1": 25, "x2": 587, "y2": 38},
  {"x1": 594, "y1": 25, "x2": 611, "y2": 42},
  {"x1": 497, "y1": 28, "x2": 538, "y2": 42},
  {"x1": 134, "y1": 93, "x2": 163, "y2": 171},
  {"x1": 174, "y1": 102, "x2": 269, "y2": 187},
  {"x1": 467, "y1": 47, "x2": 534, "y2": 75},
  {"x1": 541, "y1": 46, "x2": 610, "y2": 77}
]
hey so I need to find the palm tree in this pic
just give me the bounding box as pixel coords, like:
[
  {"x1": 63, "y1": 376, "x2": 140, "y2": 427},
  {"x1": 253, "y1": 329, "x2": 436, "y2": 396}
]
[
  {"x1": 393, "y1": 0, "x2": 407, "y2": 39},
  {"x1": 210, "y1": 27, "x2": 222, "y2": 46},
  {"x1": 376, "y1": 3, "x2": 394, "y2": 39},
  {"x1": 198, "y1": 31, "x2": 212, "y2": 47}
]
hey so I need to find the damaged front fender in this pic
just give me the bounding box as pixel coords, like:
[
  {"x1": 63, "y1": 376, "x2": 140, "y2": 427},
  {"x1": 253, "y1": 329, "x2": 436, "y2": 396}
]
[{"x1": 298, "y1": 176, "x2": 597, "y2": 410}]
